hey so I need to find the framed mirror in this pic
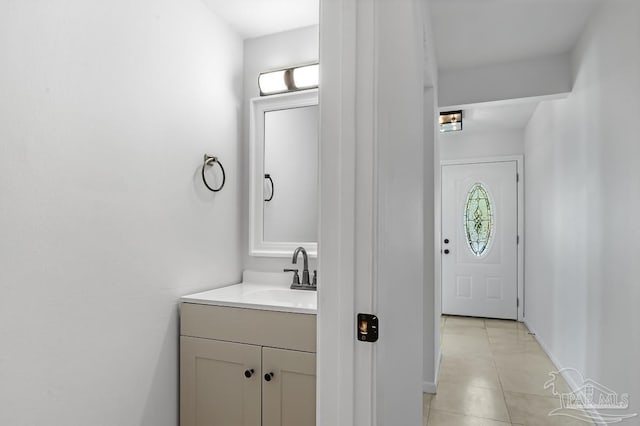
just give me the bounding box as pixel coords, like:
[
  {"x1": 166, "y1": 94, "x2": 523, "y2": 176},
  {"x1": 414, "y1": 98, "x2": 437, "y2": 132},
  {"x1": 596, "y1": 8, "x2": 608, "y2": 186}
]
[{"x1": 249, "y1": 89, "x2": 319, "y2": 257}]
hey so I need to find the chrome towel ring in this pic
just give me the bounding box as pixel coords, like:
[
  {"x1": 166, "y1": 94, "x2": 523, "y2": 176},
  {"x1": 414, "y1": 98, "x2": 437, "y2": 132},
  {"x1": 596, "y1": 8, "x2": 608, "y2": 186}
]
[
  {"x1": 264, "y1": 173, "x2": 274, "y2": 202},
  {"x1": 201, "y1": 154, "x2": 226, "y2": 192}
]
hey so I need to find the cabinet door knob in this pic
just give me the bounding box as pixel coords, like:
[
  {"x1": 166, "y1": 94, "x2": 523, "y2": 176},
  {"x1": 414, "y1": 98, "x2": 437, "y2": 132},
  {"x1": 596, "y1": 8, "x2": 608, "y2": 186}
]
[
  {"x1": 244, "y1": 369, "x2": 254, "y2": 378},
  {"x1": 264, "y1": 372, "x2": 274, "y2": 382},
  {"x1": 444, "y1": 249, "x2": 450, "y2": 254}
]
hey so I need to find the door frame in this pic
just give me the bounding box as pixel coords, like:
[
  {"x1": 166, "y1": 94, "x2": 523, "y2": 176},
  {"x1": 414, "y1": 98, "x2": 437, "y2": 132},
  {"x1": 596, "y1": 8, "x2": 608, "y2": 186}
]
[
  {"x1": 317, "y1": 0, "x2": 430, "y2": 424},
  {"x1": 440, "y1": 155, "x2": 525, "y2": 321}
]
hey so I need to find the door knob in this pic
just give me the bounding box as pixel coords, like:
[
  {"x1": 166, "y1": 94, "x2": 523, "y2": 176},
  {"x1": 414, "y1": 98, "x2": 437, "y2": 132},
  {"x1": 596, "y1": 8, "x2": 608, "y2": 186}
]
[
  {"x1": 264, "y1": 372, "x2": 275, "y2": 382},
  {"x1": 244, "y1": 369, "x2": 254, "y2": 378},
  {"x1": 444, "y1": 249, "x2": 450, "y2": 254}
]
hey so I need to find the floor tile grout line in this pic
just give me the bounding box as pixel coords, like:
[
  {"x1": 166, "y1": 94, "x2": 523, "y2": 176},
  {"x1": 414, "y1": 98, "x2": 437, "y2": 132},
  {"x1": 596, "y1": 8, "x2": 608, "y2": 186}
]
[
  {"x1": 428, "y1": 408, "x2": 514, "y2": 425},
  {"x1": 494, "y1": 358, "x2": 514, "y2": 424},
  {"x1": 502, "y1": 389, "x2": 562, "y2": 400},
  {"x1": 488, "y1": 325, "x2": 514, "y2": 425},
  {"x1": 424, "y1": 399, "x2": 430, "y2": 426},
  {"x1": 428, "y1": 406, "x2": 512, "y2": 424}
]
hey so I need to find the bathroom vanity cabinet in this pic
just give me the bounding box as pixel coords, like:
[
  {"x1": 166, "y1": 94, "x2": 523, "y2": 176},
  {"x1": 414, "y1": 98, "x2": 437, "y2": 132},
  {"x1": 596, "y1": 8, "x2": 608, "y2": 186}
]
[{"x1": 180, "y1": 302, "x2": 317, "y2": 426}]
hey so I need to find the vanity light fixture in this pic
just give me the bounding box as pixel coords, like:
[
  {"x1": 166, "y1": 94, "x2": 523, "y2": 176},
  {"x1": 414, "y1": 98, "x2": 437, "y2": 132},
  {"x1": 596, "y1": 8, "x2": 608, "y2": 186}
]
[
  {"x1": 258, "y1": 63, "x2": 319, "y2": 96},
  {"x1": 292, "y1": 64, "x2": 319, "y2": 90},
  {"x1": 258, "y1": 69, "x2": 289, "y2": 96},
  {"x1": 439, "y1": 110, "x2": 463, "y2": 132}
]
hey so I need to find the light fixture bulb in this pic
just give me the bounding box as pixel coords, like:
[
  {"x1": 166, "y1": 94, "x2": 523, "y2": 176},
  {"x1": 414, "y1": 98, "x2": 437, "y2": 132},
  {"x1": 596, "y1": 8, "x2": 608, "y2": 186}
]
[
  {"x1": 258, "y1": 70, "x2": 288, "y2": 95},
  {"x1": 292, "y1": 64, "x2": 319, "y2": 90}
]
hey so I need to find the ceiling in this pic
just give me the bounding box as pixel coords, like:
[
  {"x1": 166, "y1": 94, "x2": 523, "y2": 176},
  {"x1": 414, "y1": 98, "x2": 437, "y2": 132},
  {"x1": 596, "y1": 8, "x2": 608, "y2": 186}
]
[
  {"x1": 202, "y1": 0, "x2": 319, "y2": 39},
  {"x1": 430, "y1": 0, "x2": 602, "y2": 70},
  {"x1": 201, "y1": 0, "x2": 596, "y2": 133},
  {"x1": 459, "y1": 101, "x2": 539, "y2": 132}
]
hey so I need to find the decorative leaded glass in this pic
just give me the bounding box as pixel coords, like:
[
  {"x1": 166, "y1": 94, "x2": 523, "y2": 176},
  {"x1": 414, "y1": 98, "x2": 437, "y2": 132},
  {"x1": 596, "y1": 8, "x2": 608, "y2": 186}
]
[{"x1": 464, "y1": 183, "x2": 494, "y2": 256}]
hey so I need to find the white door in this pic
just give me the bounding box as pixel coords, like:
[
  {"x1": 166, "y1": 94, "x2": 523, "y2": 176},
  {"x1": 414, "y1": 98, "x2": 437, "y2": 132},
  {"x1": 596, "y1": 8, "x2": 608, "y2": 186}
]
[{"x1": 442, "y1": 161, "x2": 518, "y2": 319}]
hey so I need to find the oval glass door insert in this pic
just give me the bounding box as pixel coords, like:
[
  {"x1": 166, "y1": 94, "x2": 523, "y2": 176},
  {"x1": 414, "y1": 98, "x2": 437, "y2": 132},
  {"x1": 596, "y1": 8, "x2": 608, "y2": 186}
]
[{"x1": 464, "y1": 183, "x2": 494, "y2": 256}]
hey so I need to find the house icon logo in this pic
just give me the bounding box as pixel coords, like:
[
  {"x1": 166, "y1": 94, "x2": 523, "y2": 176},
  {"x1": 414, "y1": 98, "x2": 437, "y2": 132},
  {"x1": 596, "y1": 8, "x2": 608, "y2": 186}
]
[{"x1": 544, "y1": 368, "x2": 638, "y2": 424}]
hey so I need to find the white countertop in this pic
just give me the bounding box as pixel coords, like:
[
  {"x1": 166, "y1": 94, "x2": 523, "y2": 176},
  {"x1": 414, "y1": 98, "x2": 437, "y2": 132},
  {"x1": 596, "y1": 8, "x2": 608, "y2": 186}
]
[{"x1": 180, "y1": 270, "x2": 317, "y2": 314}]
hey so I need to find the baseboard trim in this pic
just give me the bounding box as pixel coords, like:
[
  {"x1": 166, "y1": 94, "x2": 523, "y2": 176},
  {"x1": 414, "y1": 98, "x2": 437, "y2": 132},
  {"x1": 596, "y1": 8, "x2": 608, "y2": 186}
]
[
  {"x1": 422, "y1": 381, "x2": 437, "y2": 394},
  {"x1": 524, "y1": 321, "x2": 607, "y2": 426},
  {"x1": 423, "y1": 348, "x2": 442, "y2": 394},
  {"x1": 435, "y1": 349, "x2": 442, "y2": 385}
]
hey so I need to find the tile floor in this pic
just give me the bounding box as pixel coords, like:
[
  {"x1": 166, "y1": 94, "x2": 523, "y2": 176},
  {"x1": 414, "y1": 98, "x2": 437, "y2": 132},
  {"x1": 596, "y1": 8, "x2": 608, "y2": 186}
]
[{"x1": 423, "y1": 315, "x2": 591, "y2": 425}]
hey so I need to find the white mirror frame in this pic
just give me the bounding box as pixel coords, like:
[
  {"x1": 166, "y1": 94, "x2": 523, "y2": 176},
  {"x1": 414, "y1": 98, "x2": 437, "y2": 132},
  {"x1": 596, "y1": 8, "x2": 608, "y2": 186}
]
[{"x1": 249, "y1": 89, "x2": 319, "y2": 257}]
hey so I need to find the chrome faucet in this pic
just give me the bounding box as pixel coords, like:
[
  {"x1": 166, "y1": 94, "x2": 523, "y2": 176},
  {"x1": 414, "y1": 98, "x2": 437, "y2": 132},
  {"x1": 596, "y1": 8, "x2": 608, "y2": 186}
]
[
  {"x1": 293, "y1": 246, "x2": 310, "y2": 285},
  {"x1": 285, "y1": 246, "x2": 316, "y2": 290}
]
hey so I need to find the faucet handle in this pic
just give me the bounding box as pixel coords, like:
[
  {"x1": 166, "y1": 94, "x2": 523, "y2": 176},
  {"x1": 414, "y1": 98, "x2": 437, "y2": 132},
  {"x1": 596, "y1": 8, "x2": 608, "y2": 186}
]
[
  {"x1": 312, "y1": 270, "x2": 317, "y2": 287},
  {"x1": 284, "y1": 268, "x2": 300, "y2": 285}
]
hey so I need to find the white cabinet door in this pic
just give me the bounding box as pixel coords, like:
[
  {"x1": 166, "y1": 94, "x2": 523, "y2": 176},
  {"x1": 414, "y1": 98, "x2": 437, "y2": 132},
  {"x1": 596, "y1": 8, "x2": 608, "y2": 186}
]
[
  {"x1": 180, "y1": 336, "x2": 261, "y2": 426},
  {"x1": 442, "y1": 161, "x2": 518, "y2": 319},
  {"x1": 262, "y1": 347, "x2": 316, "y2": 426}
]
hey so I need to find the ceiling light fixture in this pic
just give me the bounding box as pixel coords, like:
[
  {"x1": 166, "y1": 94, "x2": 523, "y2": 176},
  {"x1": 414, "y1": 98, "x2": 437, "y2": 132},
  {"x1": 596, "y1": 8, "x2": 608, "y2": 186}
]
[
  {"x1": 439, "y1": 110, "x2": 463, "y2": 132},
  {"x1": 258, "y1": 63, "x2": 319, "y2": 96}
]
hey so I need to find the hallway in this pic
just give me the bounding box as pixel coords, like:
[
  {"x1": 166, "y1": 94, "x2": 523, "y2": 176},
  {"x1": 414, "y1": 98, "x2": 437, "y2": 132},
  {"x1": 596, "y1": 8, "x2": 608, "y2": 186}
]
[{"x1": 423, "y1": 316, "x2": 589, "y2": 425}]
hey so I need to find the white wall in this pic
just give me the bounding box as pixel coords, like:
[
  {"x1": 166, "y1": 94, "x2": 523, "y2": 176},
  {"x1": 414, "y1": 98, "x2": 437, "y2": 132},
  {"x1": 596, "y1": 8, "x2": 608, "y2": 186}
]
[
  {"x1": 0, "y1": 2, "x2": 243, "y2": 425},
  {"x1": 373, "y1": 1, "x2": 425, "y2": 420},
  {"x1": 524, "y1": 0, "x2": 640, "y2": 420},
  {"x1": 242, "y1": 26, "x2": 319, "y2": 271},
  {"x1": 440, "y1": 129, "x2": 524, "y2": 161}
]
